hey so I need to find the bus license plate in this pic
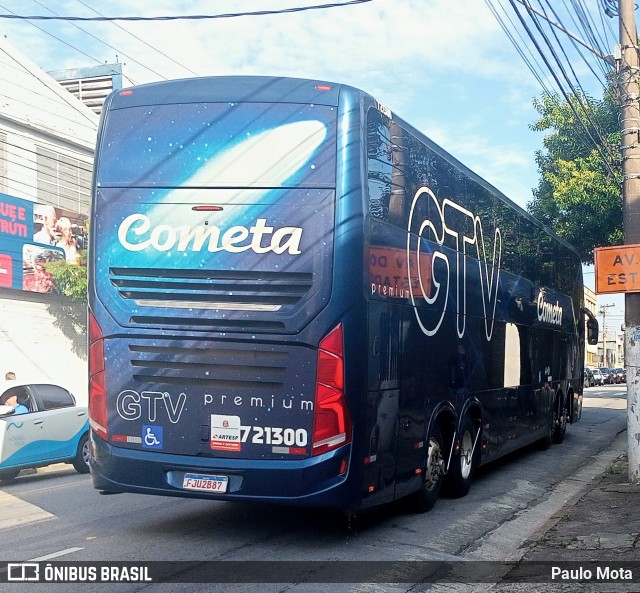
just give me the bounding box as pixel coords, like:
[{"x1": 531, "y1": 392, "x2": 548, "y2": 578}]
[{"x1": 182, "y1": 473, "x2": 229, "y2": 493}]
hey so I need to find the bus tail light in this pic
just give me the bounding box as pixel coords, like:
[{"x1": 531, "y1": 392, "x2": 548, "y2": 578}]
[
  {"x1": 312, "y1": 323, "x2": 352, "y2": 456},
  {"x1": 89, "y1": 311, "x2": 108, "y2": 440}
]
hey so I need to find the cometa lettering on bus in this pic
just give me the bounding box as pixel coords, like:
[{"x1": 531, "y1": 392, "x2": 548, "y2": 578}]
[{"x1": 117, "y1": 214, "x2": 303, "y2": 255}]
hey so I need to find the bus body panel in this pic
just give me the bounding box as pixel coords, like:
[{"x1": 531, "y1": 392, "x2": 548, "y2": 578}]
[{"x1": 89, "y1": 76, "x2": 584, "y2": 513}]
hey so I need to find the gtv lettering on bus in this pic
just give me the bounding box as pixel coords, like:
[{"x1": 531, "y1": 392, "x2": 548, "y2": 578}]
[
  {"x1": 117, "y1": 390, "x2": 186, "y2": 424},
  {"x1": 116, "y1": 390, "x2": 315, "y2": 424},
  {"x1": 407, "y1": 187, "x2": 502, "y2": 341},
  {"x1": 117, "y1": 214, "x2": 303, "y2": 254}
]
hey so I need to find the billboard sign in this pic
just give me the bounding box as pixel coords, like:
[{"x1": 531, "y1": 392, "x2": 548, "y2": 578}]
[{"x1": 0, "y1": 192, "x2": 67, "y2": 294}]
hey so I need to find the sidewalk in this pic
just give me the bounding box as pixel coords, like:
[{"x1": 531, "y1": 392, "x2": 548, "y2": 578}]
[
  {"x1": 521, "y1": 452, "x2": 640, "y2": 564},
  {"x1": 488, "y1": 445, "x2": 640, "y2": 592}
]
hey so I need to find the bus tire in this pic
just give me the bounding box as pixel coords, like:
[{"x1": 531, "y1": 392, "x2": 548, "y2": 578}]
[
  {"x1": 411, "y1": 423, "x2": 444, "y2": 513},
  {"x1": 538, "y1": 414, "x2": 553, "y2": 450},
  {"x1": 72, "y1": 433, "x2": 90, "y2": 474},
  {"x1": 552, "y1": 394, "x2": 567, "y2": 445},
  {"x1": 447, "y1": 415, "x2": 477, "y2": 498}
]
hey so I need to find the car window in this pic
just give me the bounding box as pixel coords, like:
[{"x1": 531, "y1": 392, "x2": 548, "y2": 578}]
[
  {"x1": 0, "y1": 385, "x2": 32, "y2": 411},
  {"x1": 34, "y1": 384, "x2": 75, "y2": 410}
]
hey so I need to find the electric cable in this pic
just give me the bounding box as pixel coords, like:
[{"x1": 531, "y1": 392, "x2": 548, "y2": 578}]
[
  {"x1": 0, "y1": 1, "x2": 375, "y2": 21},
  {"x1": 486, "y1": 0, "x2": 556, "y2": 96},
  {"x1": 74, "y1": 0, "x2": 200, "y2": 78},
  {"x1": 533, "y1": 0, "x2": 615, "y2": 159},
  {"x1": 29, "y1": 0, "x2": 170, "y2": 81},
  {"x1": 547, "y1": 0, "x2": 610, "y2": 83},
  {"x1": 0, "y1": 1, "x2": 119, "y2": 85},
  {"x1": 508, "y1": 0, "x2": 619, "y2": 179}
]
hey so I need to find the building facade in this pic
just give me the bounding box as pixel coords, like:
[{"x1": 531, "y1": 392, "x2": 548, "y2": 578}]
[
  {"x1": 48, "y1": 62, "x2": 132, "y2": 115},
  {"x1": 0, "y1": 36, "x2": 99, "y2": 403},
  {"x1": 583, "y1": 286, "x2": 599, "y2": 368}
]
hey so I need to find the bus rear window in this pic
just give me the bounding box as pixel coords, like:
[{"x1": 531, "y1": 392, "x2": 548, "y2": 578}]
[{"x1": 97, "y1": 102, "x2": 337, "y2": 188}]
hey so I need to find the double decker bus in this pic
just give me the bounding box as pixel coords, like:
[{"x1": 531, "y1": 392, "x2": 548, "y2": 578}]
[{"x1": 88, "y1": 76, "x2": 597, "y2": 515}]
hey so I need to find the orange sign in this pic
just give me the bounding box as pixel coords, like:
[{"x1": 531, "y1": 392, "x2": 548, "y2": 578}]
[{"x1": 594, "y1": 244, "x2": 640, "y2": 294}]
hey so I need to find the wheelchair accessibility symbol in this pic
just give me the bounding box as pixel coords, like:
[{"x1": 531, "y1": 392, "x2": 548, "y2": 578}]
[{"x1": 142, "y1": 425, "x2": 163, "y2": 449}]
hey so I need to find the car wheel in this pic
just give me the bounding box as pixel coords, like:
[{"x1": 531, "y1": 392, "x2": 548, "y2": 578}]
[
  {"x1": 72, "y1": 433, "x2": 90, "y2": 474},
  {"x1": 0, "y1": 469, "x2": 20, "y2": 483}
]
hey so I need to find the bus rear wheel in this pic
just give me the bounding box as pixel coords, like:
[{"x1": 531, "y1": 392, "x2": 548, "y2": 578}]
[
  {"x1": 552, "y1": 395, "x2": 567, "y2": 444},
  {"x1": 447, "y1": 415, "x2": 477, "y2": 498},
  {"x1": 412, "y1": 423, "x2": 444, "y2": 513}
]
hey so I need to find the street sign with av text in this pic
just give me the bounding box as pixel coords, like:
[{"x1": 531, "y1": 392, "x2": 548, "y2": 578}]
[{"x1": 594, "y1": 244, "x2": 640, "y2": 294}]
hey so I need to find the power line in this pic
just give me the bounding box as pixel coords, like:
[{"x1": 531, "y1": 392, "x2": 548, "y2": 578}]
[
  {"x1": 488, "y1": 0, "x2": 619, "y2": 179},
  {"x1": 0, "y1": 1, "x2": 114, "y2": 84},
  {"x1": 546, "y1": 0, "x2": 610, "y2": 84},
  {"x1": 28, "y1": 0, "x2": 169, "y2": 81},
  {"x1": 485, "y1": 0, "x2": 555, "y2": 96},
  {"x1": 601, "y1": 0, "x2": 619, "y2": 18},
  {"x1": 0, "y1": 40, "x2": 99, "y2": 130},
  {"x1": 528, "y1": 0, "x2": 616, "y2": 162},
  {"x1": 73, "y1": 0, "x2": 200, "y2": 78},
  {"x1": 512, "y1": 0, "x2": 613, "y2": 64},
  {"x1": 0, "y1": 1, "x2": 374, "y2": 21},
  {"x1": 510, "y1": 0, "x2": 618, "y2": 175}
]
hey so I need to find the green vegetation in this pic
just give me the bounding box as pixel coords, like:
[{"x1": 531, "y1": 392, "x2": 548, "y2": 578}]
[
  {"x1": 527, "y1": 90, "x2": 622, "y2": 263},
  {"x1": 44, "y1": 250, "x2": 87, "y2": 303}
]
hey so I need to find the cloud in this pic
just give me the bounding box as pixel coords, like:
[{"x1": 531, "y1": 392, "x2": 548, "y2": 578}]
[
  {"x1": 0, "y1": 0, "x2": 573, "y2": 210},
  {"x1": 0, "y1": 0, "x2": 529, "y2": 87}
]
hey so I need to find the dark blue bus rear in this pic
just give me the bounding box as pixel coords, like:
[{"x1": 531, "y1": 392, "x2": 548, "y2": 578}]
[{"x1": 89, "y1": 77, "x2": 371, "y2": 510}]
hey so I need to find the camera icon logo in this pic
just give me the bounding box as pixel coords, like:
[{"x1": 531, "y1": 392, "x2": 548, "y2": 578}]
[{"x1": 7, "y1": 563, "x2": 39, "y2": 581}]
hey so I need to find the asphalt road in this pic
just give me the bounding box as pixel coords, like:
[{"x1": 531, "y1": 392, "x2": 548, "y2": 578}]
[{"x1": 0, "y1": 385, "x2": 628, "y2": 593}]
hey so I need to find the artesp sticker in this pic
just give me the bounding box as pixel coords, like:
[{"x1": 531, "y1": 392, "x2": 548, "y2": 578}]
[{"x1": 210, "y1": 415, "x2": 241, "y2": 452}]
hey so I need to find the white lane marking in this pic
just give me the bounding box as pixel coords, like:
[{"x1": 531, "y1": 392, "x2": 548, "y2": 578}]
[
  {"x1": 0, "y1": 491, "x2": 53, "y2": 530},
  {"x1": 30, "y1": 547, "x2": 84, "y2": 561},
  {"x1": 0, "y1": 547, "x2": 84, "y2": 577}
]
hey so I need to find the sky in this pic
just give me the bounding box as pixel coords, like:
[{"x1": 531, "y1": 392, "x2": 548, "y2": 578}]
[{"x1": 0, "y1": 0, "x2": 628, "y2": 325}]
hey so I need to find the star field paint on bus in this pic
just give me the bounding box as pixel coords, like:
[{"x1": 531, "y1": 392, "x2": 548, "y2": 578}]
[{"x1": 89, "y1": 77, "x2": 587, "y2": 514}]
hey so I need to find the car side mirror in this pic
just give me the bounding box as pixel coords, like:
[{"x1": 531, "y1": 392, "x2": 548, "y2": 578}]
[
  {"x1": 0, "y1": 404, "x2": 15, "y2": 417},
  {"x1": 581, "y1": 307, "x2": 599, "y2": 346}
]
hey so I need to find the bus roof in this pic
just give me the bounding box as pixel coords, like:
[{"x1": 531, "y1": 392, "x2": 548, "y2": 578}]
[
  {"x1": 108, "y1": 76, "x2": 345, "y2": 110},
  {"x1": 103, "y1": 74, "x2": 580, "y2": 259}
]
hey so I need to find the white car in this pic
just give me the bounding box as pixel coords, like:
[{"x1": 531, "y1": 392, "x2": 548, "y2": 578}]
[
  {"x1": 591, "y1": 368, "x2": 604, "y2": 386},
  {"x1": 0, "y1": 383, "x2": 89, "y2": 482}
]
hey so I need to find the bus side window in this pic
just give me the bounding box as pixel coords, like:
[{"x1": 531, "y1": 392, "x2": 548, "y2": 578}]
[
  {"x1": 367, "y1": 108, "x2": 393, "y2": 223},
  {"x1": 388, "y1": 121, "x2": 406, "y2": 226},
  {"x1": 367, "y1": 109, "x2": 408, "y2": 227}
]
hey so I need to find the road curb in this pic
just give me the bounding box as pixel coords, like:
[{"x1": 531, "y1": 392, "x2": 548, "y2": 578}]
[
  {"x1": 465, "y1": 428, "x2": 628, "y2": 563},
  {"x1": 521, "y1": 434, "x2": 628, "y2": 549}
]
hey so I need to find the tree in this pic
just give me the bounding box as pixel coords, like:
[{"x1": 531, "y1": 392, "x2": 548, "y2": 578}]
[
  {"x1": 43, "y1": 220, "x2": 89, "y2": 303},
  {"x1": 527, "y1": 90, "x2": 622, "y2": 264},
  {"x1": 44, "y1": 250, "x2": 87, "y2": 303}
]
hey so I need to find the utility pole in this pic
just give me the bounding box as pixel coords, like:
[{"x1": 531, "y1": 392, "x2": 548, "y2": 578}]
[
  {"x1": 619, "y1": 0, "x2": 640, "y2": 483},
  {"x1": 600, "y1": 304, "x2": 615, "y2": 366}
]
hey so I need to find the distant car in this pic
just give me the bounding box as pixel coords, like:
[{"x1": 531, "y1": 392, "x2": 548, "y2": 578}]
[
  {"x1": 584, "y1": 368, "x2": 595, "y2": 387},
  {"x1": 599, "y1": 368, "x2": 614, "y2": 385},
  {"x1": 613, "y1": 368, "x2": 627, "y2": 384},
  {"x1": 592, "y1": 368, "x2": 604, "y2": 386},
  {"x1": 0, "y1": 383, "x2": 89, "y2": 482}
]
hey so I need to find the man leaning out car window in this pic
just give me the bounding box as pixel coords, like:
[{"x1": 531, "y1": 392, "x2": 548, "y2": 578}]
[{"x1": 1, "y1": 391, "x2": 29, "y2": 414}]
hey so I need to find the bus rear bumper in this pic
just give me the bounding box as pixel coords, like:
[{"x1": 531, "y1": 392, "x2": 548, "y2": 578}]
[{"x1": 90, "y1": 434, "x2": 356, "y2": 509}]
